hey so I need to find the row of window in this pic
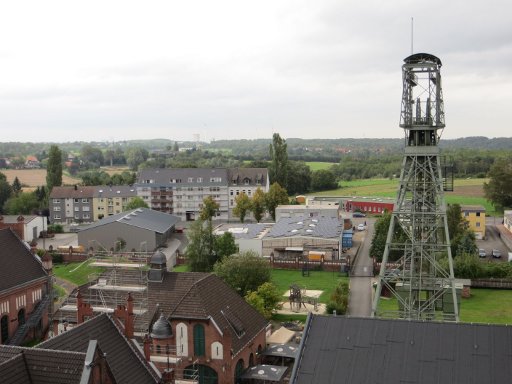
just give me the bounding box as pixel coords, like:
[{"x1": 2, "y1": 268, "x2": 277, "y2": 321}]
[{"x1": 53, "y1": 198, "x2": 89, "y2": 203}]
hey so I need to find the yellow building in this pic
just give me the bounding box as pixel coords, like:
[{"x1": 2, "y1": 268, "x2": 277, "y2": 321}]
[
  {"x1": 460, "y1": 205, "x2": 486, "y2": 240},
  {"x1": 93, "y1": 186, "x2": 138, "y2": 221}
]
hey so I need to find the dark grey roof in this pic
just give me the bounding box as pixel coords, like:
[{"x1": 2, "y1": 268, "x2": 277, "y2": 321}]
[
  {"x1": 137, "y1": 168, "x2": 229, "y2": 186},
  {"x1": 292, "y1": 315, "x2": 512, "y2": 384},
  {"x1": 0, "y1": 228, "x2": 48, "y2": 293},
  {"x1": 79, "y1": 208, "x2": 180, "y2": 234},
  {"x1": 265, "y1": 216, "x2": 343, "y2": 239},
  {"x1": 0, "y1": 345, "x2": 86, "y2": 384},
  {"x1": 93, "y1": 185, "x2": 137, "y2": 198},
  {"x1": 38, "y1": 313, "x2": 159, "y2": 384},
  {"x1": 227, "y1": 167, "x2": 268, "y2": 186},
  {"x1": 241, "y1": 365, "x2": 288, "y2": 381}
]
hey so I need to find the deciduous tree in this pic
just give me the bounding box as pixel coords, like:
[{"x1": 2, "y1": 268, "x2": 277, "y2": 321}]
[
  {"x1": 251, "y1": 188, "x2": 266, "y2": 223},
  {"x1": 200, "y1": 196, "x2": 219, "y2": 221},
  {"x1": 213, "y1": 251, "x2": 271, "y2": 296},
  {"x1": 484, "y1": 158, "x2": 512, "y2": 209},
  {"x1": 264, "y1": 182, "x2": 289, "y2": 221},
  {"x1": 233, "y1": 192, "x2": 251, "y2": 223},
  {"x1": 125, "y1": 197, "x2": 149, "y2": 210}
]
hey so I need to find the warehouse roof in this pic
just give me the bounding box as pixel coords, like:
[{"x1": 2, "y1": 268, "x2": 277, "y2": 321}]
[
  {"x1": 265, "y1": 216, "x2": 343, "y2": 239},
  {"x1": 79, "y1": 208, "x2": 179, "y2": 233}
]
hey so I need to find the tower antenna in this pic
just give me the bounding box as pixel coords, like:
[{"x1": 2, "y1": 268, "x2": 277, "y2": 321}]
[{"x1": 411, "y1": 17, "x2": 414, "y2": 54}]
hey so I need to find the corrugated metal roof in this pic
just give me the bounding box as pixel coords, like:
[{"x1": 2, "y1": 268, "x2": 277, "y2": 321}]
[
  {"x1": 265, "y1": 216, "x2": 343, "y2": 239},
  {"x1": 292, "y1": 315, "x2": 512, "y2": 384},
  {"x1": 79, "y1": 208, "x2": 179, "y2": 233}
]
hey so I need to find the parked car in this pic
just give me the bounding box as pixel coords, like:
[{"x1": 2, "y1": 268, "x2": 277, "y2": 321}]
[
  {"x1": 478, "y1": 249, "x2": 486, "y2": 258},
  {"x1": 353, "y1": 212, "x2": 366, "y2": 218},
  {"x1": 492, "y1": 249, "x2": 502, "y2": 258},
  {"x1": 357, "y1": 224, "x2": 365, "y2": 231}
]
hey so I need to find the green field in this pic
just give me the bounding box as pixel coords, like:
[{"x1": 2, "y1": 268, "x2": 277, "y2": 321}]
[
  {"x1": 311, "y1": 177, "x2": 497, "y2": 215},
  {"x1": 305, "y1": 162, "x2": 336, "y2": 171},
  {"x1": 53, "y1": 261, "x2": 105, "y2": 286},
  {"x1": 377, "y1": 288, "x2": 512, "y2": 324}
]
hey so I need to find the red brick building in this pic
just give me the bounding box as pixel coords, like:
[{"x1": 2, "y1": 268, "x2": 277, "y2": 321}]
[
  {"x1": 0, "y1": 228, "x2": 51, "y2": 346},
  {"x1": 345, "y1": 197, "x2": 395, "y2": 215},
  {"x1": 145, "y1": 251, "x2": 269, "y2": 384}
]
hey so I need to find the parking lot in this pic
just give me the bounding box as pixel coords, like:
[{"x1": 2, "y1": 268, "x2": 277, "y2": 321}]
[{"x1": 476, "y1": 224, "x2": 510, "y2": 262}]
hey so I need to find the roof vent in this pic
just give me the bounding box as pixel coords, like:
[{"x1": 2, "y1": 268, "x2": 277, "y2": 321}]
[
  {"x1": 99, "y1": 189, "x2": 103, "y2": 193},
  {"x1": 297, "y1": 221, "x2": 303, "y2": 225},
  {"x1": 291, "y1": 229, "x2": 298, "y2": 233}
]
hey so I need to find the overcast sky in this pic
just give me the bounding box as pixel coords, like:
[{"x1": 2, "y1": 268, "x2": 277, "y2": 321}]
[{"x1": 0, "y1": 0, "x2": 510, "y2": 143}]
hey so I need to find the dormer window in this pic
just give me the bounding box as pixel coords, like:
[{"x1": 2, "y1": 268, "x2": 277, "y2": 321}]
[{"x1": 244, "y1": 178, "x2": 250, "y2": 185}]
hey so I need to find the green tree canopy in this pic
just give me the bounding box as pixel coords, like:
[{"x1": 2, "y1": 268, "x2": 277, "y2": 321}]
[
  {"x1": 286, "y1": 161, "x2": 311, "y2": 195},
  {"x1": 3, "y1": 192, "x2": 39, "y2": 215},
  {"x1": 245, "y1": 282, "x2": 282, "y2": 319},
  {"x1": 214, "y1": 232, "x2": 238, "y2": 259},
  {"x1": 125, "y1": 197, "x2": 149, "y2": 210},
  {"x1": 264, "y1": 182, "x2": 289, "y2": 221},
  {"x1": 125, "y1": 147, "x2": 149, "y2": 171},
  {"x1": 369, "y1": 210, "x2": 406, "y2": 262},
  {"x1": 269, "y1": 133, "x2": 288, "y2": 188},
  {"x1": 213, "y1": 251, "x2": 272, "y2": 296},
  {"x1": 484, "y1": 158, "x2": 512, "y2": 209},
  {"x1": 200, "y1": 196, "x2": 219, "y2": 221},
  {"x1": 311, "y1": 169, "x2": 338, "y2": 192},
  {"x1": 11, "y1": 176, "x2": 22, "y2": 196},
  {"x1": 0, "y1": 179, "x2": 12, "y2": 213},
  {"x1": 233, "y1": 192, "x2": 251, "y2": 223},
  {"x1": 46, "y1": 145, "x2": 63, "y2": 192},
  {"x1": 186, "y1": 219, "x2": 217, "y2": 272},
  {"x1": 251, "y1": 187, "x2": 266, "y2": 223}
]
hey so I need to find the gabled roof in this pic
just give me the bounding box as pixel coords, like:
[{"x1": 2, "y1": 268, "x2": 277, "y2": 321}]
[
  {"x1": 79, "y1": 208, "x2": 180, "y2": 233},
  {"x1": 227, "y1": 167, "x2": 268, "y2": 186},
  {"x1": 0, "y1": 345, "x2": 86, "y2": 384},
  {"x1": 292, "y1": 315, "x2": 512, "y2": 384},
  {"x1": 148, "y1": 272, "x2": 268, "y2": 356},
  {"x1": 265, "y1": 216, "x2": 343, "y2": 239},
  {"x1": 50, "y1": 186, "x2": 96, "y2": 199},
  {"x1": 0, "y1": 228, "x2": 47, "y2": 293},
  {"x1": 460, "y1": 205, "x2": 486, "y2": 212},
  {"x1": 38, "y1": 313, "x2": 159, "y2": 384},
  {"x1": 0, "y1": 215, "x2": 39, "y2": 224}
]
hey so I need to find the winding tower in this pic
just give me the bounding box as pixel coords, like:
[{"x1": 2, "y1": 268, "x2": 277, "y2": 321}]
[{"x1": 372, "y1": 53, "x2": 459, "y2": 322}]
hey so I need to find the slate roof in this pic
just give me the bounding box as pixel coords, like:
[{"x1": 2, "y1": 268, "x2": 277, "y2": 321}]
[
  {"x1": 0, "y1": 228, "x2": 48, "y2": 293},
  {"x1": 79, "y1": 207, "x2": 180, "y2": 233},
  {"x1": 148, "y1": 272, "x2": 268, "y2": 356},
  {"x1": 227, "y1": 167, "x2": 268, "y2": 186},
  {"x1": 137, "y1": 168, "x2": 229, "y2": 186},
  {"x1": 0, "y1": 345, "x2": 86, "y2": 384},
  {"x1": 460, "y1": 205, "x2": 486, "y2": 212},
  {"x1": 291, "y1": 315, "x2": 512, "y2": 384},
  {"x1": 38, "y1": 313, "x2": 159, "y2": 384},
  {"x1": 265, "y1": 216, "x2": 343, "y2": 239},
  {"x1": 50, "y1": 186, "x2": 96, "y2": 199}
]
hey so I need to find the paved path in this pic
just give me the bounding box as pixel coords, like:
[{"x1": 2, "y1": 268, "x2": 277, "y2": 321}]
[{"x1": 348, "y1": 218, "x2": 375, "y2": 317}]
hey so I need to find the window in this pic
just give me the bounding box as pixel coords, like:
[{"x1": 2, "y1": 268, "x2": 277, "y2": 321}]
[
  {"x1": 476, "y1": 212, "x2": 481, "y2": 217},
  {"x1": 156, "y1": 345, "x2": 161, "y2": 354},
  {"x1": 74, "y1": 214, "x2": 80, "y2": 219},
  {"x1": 82, "y1": 198, "x2": 88, "y2": 203},
  {"x1": 74, "y1": 198, "x2": 79, "y2": 203},
  {"x1": 83, "y1": 214, "x2": 90, "y2": 219},
  {"x1": 244, "y1": 178, "x2": 250, "y2": 185},
  {"x1": 74, "y1": 206, "x2": 80, "y2": 212},
  {"x1": 210, "y1": 177, "x2": 222, "y2": 182},
  {"x1": 193, "y1": 324, "x2": 205, "y2": 356},
  {"x1": 230, "y1": 191, "x2": 233, "y2": 196},
  {"x1": 82, "y1": 206, "x2": 90, "y2": 211},
  {"x1": 54, "y1": 214, "x2": 61, "y2": 219},
  {"x1": 476, "y1": 222, "x2": 481, "y2": 227},
  {"x1": 197, "y1": 177, "x2": 203, "y2": 182},
  {"x1": 53, "y1": 199, "x2": 60, "y2": 203},
  {"x1": 188, "y1": 177, "x2": 194, "y2": 183},
  {"x1": 464, "y1": 212, "x2": 469, "y2": 217},
  {"x1": 53, "y1": 206, "x2": 61, "y2": 211}
]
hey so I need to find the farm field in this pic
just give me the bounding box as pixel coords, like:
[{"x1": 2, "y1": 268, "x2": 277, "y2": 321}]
[
  {"x1": 1, "y1": 169, "x2": 80, "y2": 187},
  {"x1": 378, "y1": 288, "x2": 512, "y2": 325},
  {"x1": 305, "y1": 162, "x2": 336, "y2": 171}
]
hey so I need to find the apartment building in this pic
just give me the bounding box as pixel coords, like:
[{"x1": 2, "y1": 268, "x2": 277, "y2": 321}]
[
  {"x1": 49, "y1": 185, "x2": 138, "y2": 224},
  {"x1": 227, "y1": 167, "x2": 269, "y2": 219},
  {"x1": 93, "y1": 185, "x2": 137, "y2": 220},
  {"x1": 137, "y1": 168, "x2": 235, "y2": 221}
]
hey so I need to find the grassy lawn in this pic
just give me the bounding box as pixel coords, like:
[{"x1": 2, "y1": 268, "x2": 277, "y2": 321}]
[
  {"x1": 306, "y1": 161, "x2": 336, "y2": 171},
  {"x1": 377, "y1": 288, "x2": 512, "y2": 324},
  {"x1": 53, "y1": 261, "x2": 105, "y2": 286}
]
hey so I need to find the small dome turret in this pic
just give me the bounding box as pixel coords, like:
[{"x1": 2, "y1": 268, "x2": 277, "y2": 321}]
[{"x1": 150, "y1": 313, "x2": 172, "y2": 339}]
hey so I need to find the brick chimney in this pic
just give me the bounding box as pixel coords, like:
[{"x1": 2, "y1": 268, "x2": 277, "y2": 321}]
[
  {"x1": 76, "y1": 289, "x2": 93, "y2": 324},
  {"x1": 143, "y1": 334, "x2": 151, "y2": 361},
  {"x1": 125, "y1": 292, "x2": 134, "y2": 339}
]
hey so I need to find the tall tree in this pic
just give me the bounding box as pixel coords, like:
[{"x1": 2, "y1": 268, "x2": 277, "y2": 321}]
[
  {"x1": 4, "y1": 192, "x2": 39, "y2": 215},
  {"x1": 268, "y1": 133, "x2": 288, "y2": 188},
  {"x1": 186, "y1": 219, "x2": 217, "y2": 272},
  {"x1": 11, "y1": 176, "x2": 22, "y2": 196},
  {"x1": 233, "y1": 192, "x2": 251, "y2": 223},
  {"x1": 311, "y1": 169, "x2": 338, "y2": 192},
  {"x1": 46, "y1": 145, "x2": 63, "y2": 193},
  {"x1": 286, "y1": 161, "x2": 311, "y2": 195},
  {"x1": 369, "y1": 210, "x2": 406, "y2": 262},
  {"x1": 125, "y1": 147, "x2": 149, "y2": 171},
  {"x1": 484, "y1": 158, "x2": 512, "y2": 209},
  {"x1": 251, "y1": 187, "x2": 266, "y2": 223},
  {"x1": 214, "y1": 232, "x2": 238, "y2": 259},
  {"x1": 264, "y1": 182, "x2": 289, "y2": 221}
]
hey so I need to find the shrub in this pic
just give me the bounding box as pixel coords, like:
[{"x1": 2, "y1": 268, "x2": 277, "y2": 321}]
[
  {"x1": 48, "y1": 224, "x2": 63, "y2": 233},
  {"x1": 325, "y1": 280, "x2": 349, "y2": 315}
]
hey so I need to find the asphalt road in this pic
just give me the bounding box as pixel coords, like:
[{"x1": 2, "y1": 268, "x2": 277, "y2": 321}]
[{"x1": 348, "y1": 218, "x2": 376, "y2": 317}]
